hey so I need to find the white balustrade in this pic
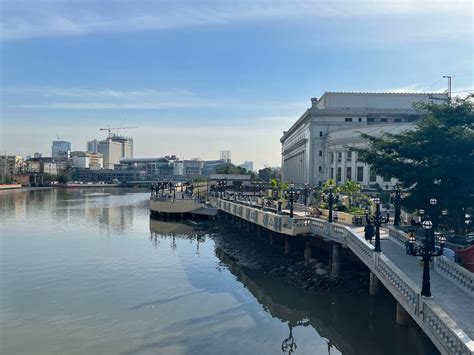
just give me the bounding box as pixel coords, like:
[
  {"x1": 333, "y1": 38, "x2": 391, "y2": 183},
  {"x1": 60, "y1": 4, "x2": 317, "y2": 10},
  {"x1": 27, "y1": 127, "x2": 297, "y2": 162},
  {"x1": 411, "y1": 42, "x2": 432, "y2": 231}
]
[
  {"x1": 422, "y1": 299, "x2": 474, "y2": 355},
  {"x1": 434, "y1": 256, "x2": 474, "y2": 298}
]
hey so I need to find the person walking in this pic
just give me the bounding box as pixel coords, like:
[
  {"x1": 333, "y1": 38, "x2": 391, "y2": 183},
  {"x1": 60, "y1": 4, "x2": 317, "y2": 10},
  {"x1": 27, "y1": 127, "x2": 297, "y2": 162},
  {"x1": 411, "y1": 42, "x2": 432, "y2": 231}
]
[{"x1": 364, "y1": 222, "x2": 375, "y2": 244}]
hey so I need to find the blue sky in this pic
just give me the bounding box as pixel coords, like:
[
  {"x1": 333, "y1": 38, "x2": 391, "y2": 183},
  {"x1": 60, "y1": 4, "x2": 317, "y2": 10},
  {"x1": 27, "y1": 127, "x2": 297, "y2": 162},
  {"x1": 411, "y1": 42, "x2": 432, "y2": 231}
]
[{"x1": 1, "y1": 0, "x2": 472, "y2": 168}]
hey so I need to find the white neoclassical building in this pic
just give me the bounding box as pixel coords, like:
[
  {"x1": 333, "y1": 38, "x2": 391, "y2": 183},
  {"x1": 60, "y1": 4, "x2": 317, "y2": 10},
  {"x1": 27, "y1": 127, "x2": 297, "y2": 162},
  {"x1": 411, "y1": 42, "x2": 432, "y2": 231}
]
[{"x1": 280, "y1": 92, "x2": 447, "y2": 190}]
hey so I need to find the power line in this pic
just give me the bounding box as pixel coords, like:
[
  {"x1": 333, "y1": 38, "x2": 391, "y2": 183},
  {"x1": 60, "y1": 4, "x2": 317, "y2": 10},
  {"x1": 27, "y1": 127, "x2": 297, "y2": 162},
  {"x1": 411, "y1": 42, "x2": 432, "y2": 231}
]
[{"x1": 423, "y1": 77, "x2": 444, "y2": 92}]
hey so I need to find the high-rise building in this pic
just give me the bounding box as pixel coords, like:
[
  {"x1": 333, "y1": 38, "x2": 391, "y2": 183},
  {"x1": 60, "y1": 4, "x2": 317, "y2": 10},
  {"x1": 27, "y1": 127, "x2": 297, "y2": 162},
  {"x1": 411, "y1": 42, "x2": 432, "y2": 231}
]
[
  {"x1": 220, "y1": 150, "x2": 231, "y2": 163},
  {"x1": 33, "y1": 152, "x2": 42, "y2": 158},
  {"x1": 71, "y1": 151, "x2": 103, "y2": 169},
  {"x1": 239, "y1": 161, "x2": 254, "y2": 172},
  {"x1": 98, "y1": 135, "x2": 133, "y2": 169},
  {"x1": 87, "y1": 139, "x2": 100, "y2": 153},
  {"x1": 52, "y1": 140, "x2": 71, "y2": 158}
]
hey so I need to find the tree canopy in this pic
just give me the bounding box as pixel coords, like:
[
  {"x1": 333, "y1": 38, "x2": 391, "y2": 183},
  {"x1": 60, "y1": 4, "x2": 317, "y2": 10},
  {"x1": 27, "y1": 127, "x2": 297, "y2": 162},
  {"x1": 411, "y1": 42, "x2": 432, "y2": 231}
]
[{"x1": 354, "y1": 96, "x2": 474, "y2": 234}]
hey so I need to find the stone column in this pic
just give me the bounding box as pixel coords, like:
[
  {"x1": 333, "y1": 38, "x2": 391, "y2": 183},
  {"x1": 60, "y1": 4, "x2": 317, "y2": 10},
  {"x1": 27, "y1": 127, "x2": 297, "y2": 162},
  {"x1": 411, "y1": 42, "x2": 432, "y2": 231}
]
[
  {"x1": 330, "y1": 243, "x2": 341, "y2": 278},
  {"x1": 369, "y1": 271, "x2": 379, "y2": 295},
  {"x1": 395, "y1": 301, "x2": 411, "y2": 326},
  {"x1": 285, "y1": 236, "x2": 291, "y2": 255},
  {"x1": 304, "y1": 239, "x2": 311, "y2": 264}
]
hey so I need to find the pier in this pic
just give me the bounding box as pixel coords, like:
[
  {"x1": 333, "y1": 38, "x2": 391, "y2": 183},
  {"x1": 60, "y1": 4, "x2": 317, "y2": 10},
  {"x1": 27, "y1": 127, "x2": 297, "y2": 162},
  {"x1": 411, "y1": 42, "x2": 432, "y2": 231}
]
[{"x1": 212, "y1": 198, "x2": 474, "y2": 355}]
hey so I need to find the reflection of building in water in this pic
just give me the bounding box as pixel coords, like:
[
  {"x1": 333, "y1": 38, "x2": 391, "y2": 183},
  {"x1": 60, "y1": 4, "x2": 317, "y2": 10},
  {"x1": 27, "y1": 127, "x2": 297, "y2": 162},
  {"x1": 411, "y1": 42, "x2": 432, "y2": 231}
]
[
  {"x1": 94, "y1": 204, "x2": 133, "y2": 234},
  {"x1": 149, "y1": 219, "x2": 206, "y2": 252},
  {"x1": 215, "y1": 247, "x2": 436, "y2": 355}
]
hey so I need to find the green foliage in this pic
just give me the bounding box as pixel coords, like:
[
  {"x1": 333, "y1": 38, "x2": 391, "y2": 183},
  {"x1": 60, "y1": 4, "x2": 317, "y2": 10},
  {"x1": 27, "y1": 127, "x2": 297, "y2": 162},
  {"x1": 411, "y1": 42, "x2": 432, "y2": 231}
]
[
  {"x1": 323, "y1": 178, "x2": 337, "y2": 191},
  {"x1": 354, "y1": 96, "x2": 474, "y2": 233},
  {"x1": 215, "y1": 164, "x2": 252, "y2": 176},
  {"x1": 2, "y1": 176, "x2": 14, "y2": 184},
  {"x1": 258, "y1": 167, "x2": 278, "y2": 181},
  {"x1": 348, "y1": 207, "x2": 366, "y2": 215},
  {"x1": 339, "y1": 179, "x2": 361, "y2": 207}
]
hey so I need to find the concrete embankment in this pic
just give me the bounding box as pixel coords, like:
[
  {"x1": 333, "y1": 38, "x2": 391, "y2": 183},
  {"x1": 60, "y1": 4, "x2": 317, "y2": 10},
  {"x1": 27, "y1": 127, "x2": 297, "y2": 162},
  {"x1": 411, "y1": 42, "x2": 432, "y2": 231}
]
[{"x1": 0, "y1": 184, "x2": 22, "y2": 190}]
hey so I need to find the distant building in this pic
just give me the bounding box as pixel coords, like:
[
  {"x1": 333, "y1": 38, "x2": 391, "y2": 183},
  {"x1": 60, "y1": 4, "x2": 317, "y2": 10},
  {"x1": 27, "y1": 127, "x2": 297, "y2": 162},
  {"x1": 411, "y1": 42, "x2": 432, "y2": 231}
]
[
  {"x1": 87, "y1": 139, "x2": 100, "y2": 153},
  {"x1": 280, "y1": 91, "x2": 447, "y2": 188},
  {"x1": 239, "y1": 161, "x2": 254, "y2": 172},
  {"x1": 73, "y1": 168, "x2": 145, "y2": 183},
  {"x1": 0, "y1": 155, "x2": 24, "y2": 180},
  {"x1": 219, "y1": 150, "x2": 231, "y2": 163},
  {"x1": 34, "y1": 152, "x2": 42, "y2": 158},
  {"x1": 201, "y1": 159, "x2": 228, "y2": 177},
  {"x1": 52, "y1": 140, "x2": 71, "y2": 159},
  {"x1": 119, "y1": 157, "x2": 174, "y2": 179},
  {"x1": 42, "y1": 162, "x2": 58, "y2": 176},
  {"x1": 71, "y1": 151, "x2": 103, "y2": 169},
  {"x1": 98, "y1": 135, "x2": 133, "y2": 169}
]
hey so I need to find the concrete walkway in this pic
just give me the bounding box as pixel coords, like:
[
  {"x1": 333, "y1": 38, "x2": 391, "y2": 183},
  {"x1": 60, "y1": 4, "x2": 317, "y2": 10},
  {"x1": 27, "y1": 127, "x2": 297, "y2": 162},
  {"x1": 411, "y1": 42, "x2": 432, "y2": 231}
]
[{"x1": 353, "y1": 228, "x2": 474, "y2": 339}]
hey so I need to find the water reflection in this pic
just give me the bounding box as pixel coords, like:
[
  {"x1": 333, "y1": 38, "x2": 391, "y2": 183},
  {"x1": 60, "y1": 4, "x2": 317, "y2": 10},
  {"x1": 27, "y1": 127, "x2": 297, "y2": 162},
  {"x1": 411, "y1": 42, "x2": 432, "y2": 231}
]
[
  {"x1": 0, "y1": 188, "x2": 149, "y2": 236},
  {"x1": 1, "y1": 189, "x2": 438, "y2": 355},
  {"x1": 149, "y1": 218, "x2": 438, "y2": 355}
]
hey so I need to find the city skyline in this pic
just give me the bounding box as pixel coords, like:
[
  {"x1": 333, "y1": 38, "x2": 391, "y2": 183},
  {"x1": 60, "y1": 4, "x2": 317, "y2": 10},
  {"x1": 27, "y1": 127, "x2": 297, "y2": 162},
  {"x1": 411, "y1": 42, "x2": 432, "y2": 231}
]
[{"x1": 1, "y1": 0, "x2": 473, "y2": 169}]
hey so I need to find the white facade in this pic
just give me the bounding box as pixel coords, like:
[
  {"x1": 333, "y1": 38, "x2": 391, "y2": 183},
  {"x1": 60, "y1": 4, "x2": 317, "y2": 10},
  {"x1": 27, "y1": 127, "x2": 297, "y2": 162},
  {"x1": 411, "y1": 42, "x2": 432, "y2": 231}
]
[
  {"x1": 281, "y1": 92, "x2": 447, "y2": 188},
  {"x1": 71, "y1": 152, "x2": 103, "y2": 169},
  {"x1": 98, "y1": 136, "x2": 133, "y2": 169}
]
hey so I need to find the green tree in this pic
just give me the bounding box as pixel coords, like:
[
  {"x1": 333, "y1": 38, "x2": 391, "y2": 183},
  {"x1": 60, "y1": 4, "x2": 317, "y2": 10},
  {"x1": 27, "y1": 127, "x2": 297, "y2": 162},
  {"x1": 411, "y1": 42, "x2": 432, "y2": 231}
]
[
  {"x1": 323, "y1": 178, "x2": 337, "y2": 191},
  {"x1": 339, "y1": 180, "x2": 361, "y2": 207},
  {"x1": 258, "y1": 167, "x2": 274, "y2": 181},
  {"x1": 355, "y1": 97, "x2": 474, "y2": 234}
]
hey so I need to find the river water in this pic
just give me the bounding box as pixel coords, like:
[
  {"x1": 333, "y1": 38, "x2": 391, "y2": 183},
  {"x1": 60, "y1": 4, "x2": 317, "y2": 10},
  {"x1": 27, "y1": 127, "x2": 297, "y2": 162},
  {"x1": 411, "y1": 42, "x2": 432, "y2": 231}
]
[{"x1": 0, "y1": 188, "x2": 438, "y2": 355}]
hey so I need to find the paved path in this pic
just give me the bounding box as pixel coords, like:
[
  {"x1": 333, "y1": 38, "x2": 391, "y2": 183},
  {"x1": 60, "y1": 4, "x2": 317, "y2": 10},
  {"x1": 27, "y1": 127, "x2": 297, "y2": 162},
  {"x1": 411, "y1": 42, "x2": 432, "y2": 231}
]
[{"x1": 353, "y1": 228, "x2": 474, "y2": 339}]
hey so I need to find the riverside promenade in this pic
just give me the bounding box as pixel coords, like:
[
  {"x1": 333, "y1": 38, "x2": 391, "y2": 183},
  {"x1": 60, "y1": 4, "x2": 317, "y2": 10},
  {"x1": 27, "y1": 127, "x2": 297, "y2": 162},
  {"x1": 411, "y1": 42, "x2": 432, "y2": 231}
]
[{"x1": 211, "y1": 198, "x2": 474, "y2": 355}]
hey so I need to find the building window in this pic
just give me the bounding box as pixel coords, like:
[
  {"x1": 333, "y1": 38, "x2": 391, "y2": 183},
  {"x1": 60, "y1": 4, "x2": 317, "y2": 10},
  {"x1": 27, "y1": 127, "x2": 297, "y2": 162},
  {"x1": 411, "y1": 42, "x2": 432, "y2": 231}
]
[
  {"x1": 367, "y1": 117, "x2": 375, "y2": 123},
  {"x1": 383, "y1": 175, "x2": 391, "y2": 182},
  {"x1": 318, "y1": 166, "x2": 322, "y2": 172},
  {"x1": 394, "y1": 118, "x2": 402, "y2": 123},
  {"x1": 337, "y1": 152, "x2": 342, "y2": 162},
  {"x1": 336, "y1": 167, "x2": 342, "y2": 182},
  {"x1": 330, "y1": 168, "x2": 334, "y2": 179},
  {"x1": 319, "y1": 131, "x2": 323, "y2": 137},
  {"x1": 345, "y1": 117, "x2": 353, "y2": 122},
  {"x1": 357, "y1": 166, "x2": 364, "y2": 182},
  {"x1": 358, "y1": 117, "x2": 363, "y2": 122},
  {"x1": 380, "y1": 118, "x2": 388, "y2": 123},
  {"x1": 319, "y1": 150, "x2": 323, "y2": 157},
  {"x1": 370, "y1": 169, "x2": 377, "y2": 182},
  {"x1": 346, "y1": 167, "x2": 352, "y2": 180},
  {"x1": 347, "y1": 151, "x2": 352, "y2": 162},
  {"x1": 330, "y1": 152, "x2": 334, "y2": 163}
]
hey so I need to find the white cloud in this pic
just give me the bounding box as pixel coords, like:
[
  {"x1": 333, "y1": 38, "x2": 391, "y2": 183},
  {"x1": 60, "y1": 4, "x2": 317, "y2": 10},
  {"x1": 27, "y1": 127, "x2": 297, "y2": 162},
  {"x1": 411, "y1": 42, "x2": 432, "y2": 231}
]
[
  {"x1": 1, "y1": 0, "x2": 471, "y2": 40},
  {"x1": 3, "y1": 86, "x2": 306, "y2": 111}
]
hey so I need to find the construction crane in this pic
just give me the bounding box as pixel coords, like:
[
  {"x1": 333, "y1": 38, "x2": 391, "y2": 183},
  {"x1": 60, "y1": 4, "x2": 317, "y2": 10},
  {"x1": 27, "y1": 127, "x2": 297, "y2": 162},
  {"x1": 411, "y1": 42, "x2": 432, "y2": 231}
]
[{"x1": 99, "y1": 125, "x2": 138, "y2": 137}]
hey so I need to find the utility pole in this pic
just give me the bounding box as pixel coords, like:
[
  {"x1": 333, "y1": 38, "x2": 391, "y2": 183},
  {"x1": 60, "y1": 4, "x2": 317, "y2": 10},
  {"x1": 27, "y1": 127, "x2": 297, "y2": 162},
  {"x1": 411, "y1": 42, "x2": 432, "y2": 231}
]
[{"x1": 443, "y1": 75, "x2": 452, "y2": 99}]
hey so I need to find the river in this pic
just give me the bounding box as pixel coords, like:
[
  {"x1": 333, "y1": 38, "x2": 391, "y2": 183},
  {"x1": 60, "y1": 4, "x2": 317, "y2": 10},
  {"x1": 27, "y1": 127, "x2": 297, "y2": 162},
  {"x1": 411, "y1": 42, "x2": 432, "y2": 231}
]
[{"x1": 0, "y1": 188, "x2": 438, "y2": 355}]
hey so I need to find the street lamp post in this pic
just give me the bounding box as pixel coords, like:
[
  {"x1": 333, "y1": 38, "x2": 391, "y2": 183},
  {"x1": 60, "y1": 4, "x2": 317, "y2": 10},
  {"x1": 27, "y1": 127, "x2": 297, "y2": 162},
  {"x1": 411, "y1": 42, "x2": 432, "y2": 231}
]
[
  {"x1": 284, "y1": 182, "x2": 298, "y2": 218},
  {"x1": 325, "y1": 186, "x2": 337, "y2": 223},
  {"x1": 392, "y1": 183, "x2": 402, "y2": 227},
  {"x1": 407, "y1": 198, "x2": 446, "y2": 297},
  {"x1": 366, "y1": 197, "x2": 389, "y2": 252}
]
